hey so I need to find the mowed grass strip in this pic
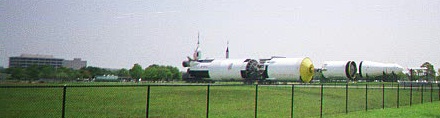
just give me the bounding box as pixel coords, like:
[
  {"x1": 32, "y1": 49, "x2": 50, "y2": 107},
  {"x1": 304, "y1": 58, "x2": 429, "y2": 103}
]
[
  {"x1": 0, "y1": 88, "x2": 63, "y2": 117},
  {"x1": 322, "y1": 101, "x2": 440, "y2": 118},
  {"x1": 66, "y1": 87, "x2": 147, "y2": 117},
  {"x1": 0, "y1": 84, "x2": 439, "y2": 117}
]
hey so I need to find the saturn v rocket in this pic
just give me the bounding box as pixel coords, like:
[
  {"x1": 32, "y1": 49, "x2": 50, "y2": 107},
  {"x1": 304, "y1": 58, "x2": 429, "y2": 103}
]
[
  {"x1": 182, "y1": 36, "x2": 315, "y2": 83},
  {"x1": 182, "y1": 34, "x2": 404, "y2": 83}
]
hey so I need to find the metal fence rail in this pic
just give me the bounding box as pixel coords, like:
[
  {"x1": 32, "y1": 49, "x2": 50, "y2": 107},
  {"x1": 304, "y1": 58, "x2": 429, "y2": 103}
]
[{"x1": 0, "y1": 83, "x2": 439, "y2": 118}]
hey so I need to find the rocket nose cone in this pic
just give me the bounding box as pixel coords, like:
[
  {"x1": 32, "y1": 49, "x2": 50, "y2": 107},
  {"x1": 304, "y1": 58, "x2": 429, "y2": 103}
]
[{"x1": 300, "y1": 57, "x2": 314, "y2": 83}]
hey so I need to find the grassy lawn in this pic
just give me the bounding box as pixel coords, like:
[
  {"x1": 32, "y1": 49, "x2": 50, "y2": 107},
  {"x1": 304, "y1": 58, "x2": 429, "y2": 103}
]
[
  {"x1": 0, "y1": 83, "x2": 439, "y2": 118},
  {"x1": 323, "y1": 101, "x2": 440, "y2": 118},
  {"x1": 0, "y1": 88, "x2": 63, "y2": 117}
]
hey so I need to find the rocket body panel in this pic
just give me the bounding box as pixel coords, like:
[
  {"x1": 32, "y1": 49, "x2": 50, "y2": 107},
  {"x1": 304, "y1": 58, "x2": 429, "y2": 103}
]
[
  {"x1": 322, "y1": 61, "x2": 348, "y2": 79},
  {"x1": 188, "y1": 59, "x2": 258, "y2": 81},
  {"x1": 265, "y1": 58, "x2": 302, "y2": 81},
  {"x1": 360, "y1": 61, "x2": 386, "y2": 78},
  {"x1": 264, "y1": 57, "x2": 314, "y2": 82},
  {"x1": 384, "y1": 64, "x2": 404, "y2": 74},
  {"x1": 359, "y1": 61, "x2": 404, "y2": 78},
  {"x1": 209, "y1": 59, "x2": 248, "y2": 81},
  {"x1": 322, "y1": 61, "x2": 357, "y2": 79}
]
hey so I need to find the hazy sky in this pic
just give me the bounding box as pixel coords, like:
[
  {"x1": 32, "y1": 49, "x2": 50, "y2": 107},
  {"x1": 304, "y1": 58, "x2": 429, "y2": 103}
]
[{"x1": 1, "y1": 0, "x2": 439, "y2": 71}]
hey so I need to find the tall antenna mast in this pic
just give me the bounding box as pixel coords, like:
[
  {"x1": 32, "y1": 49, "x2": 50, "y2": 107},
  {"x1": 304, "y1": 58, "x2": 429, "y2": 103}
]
[
  {"x1": 193, "y1": 32, "x2": 202, "y2": 60},
  {"x1": 226, "y1": 41, "x2": 229, "y2": 59},
  {"x1": 197, "y1": 32, "x2": 200, "y2": 45}
]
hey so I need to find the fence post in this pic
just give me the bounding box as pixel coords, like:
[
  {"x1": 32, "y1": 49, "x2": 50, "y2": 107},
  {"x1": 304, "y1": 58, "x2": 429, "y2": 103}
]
[
  {"x1": 291, "y1": 84, "x2": 294, "y2": 118},
  {"x1": 62, "y1": 85, "x2": 66, "y2": 118},
  {"x1": 410, "y1": 83, "x2": 412, "y2": 106},
  {"x1": 146, "y1": 85, "x2": 150, "y2": 118},
  {"x1": 431, "y1": 84, "x2": 433, "y2": 103},
  {"x1": 255, "y1": 84, "x2": 258, "y2": 118},
  {"x1": 206, "y1": 85, "x2": 210, "y2": 118},
  {"x1": 382, "y1": 84, "x2": 385, "y2": 109},
  {"x1": 397, "y1": 84, "x2": 400, "y2": 108},
  {"x1": 320, "y1": 84, "x2": 324, "y2": 118},
  {"x1": 365, "y1": 84, "x2": 368, "y2": 111},
  {"x1": 421, "y1": 85, "x2": 424, "y2": 104},
  {"x1": 345, "y1": 84, "x2": 348, "y2": 114}
]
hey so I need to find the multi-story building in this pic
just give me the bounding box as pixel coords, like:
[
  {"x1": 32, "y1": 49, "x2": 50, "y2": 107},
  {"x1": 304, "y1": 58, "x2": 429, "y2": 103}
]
[
  {"x1": 9, "y1": 54, "x2": 64, "y2": 68},
  {"x1": 9, "y1": 54, "x2": 87, "y2": 69},
  {"x1": 63, "y1": 58, "x2": 87, "y2": 70}
]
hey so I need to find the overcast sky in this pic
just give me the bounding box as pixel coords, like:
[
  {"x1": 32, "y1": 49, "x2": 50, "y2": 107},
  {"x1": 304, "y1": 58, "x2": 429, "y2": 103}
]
[{"x1": 1, "y1": 0, "x2": 439, "y2": 71}]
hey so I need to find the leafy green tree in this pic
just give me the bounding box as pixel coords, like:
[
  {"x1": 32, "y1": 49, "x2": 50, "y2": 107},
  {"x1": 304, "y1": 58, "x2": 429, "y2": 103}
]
[
  {"x1": 55, "y1": 67, "x2": 71, "y2": 81},
  {"x1": 116, "y1": 68, "x2": 130, "y2": 77},
  {"x1": 25, "y1": 65, "x2": 41, "y2": 81},
  {"x1": 143, "y1": 65, "x2": 181, "y2": 81},
  {"x1": 82, "y1": 66, "x2": 114, "y2": 77},
  {"x1": 421, "y1": 62, "x2": 435, "y2": 81},
  {"x1": 56, "y1": 72, "x2": 69, "y2": 80},
  {"x1": 144, "y1": 65, "x2": 158, "y2": 81},
  {"x1": 0, "y1": 67, "x2": 5, "y2": 73},
  {"x1": 40, "y1": 65, "x2": 56, "y2": 79},
  {"x1": 5, "y1": 65, "x2": 130, "y2": 82},
  {"x1": 166, "y1": 66, "x2": 181, "y2": 80},
  {"x1": 79, "y1": 67, "x2": 92, "y2": 79},
  {"x1": 407, "y1": 69, "x2": 420, "y2": 81},
  {"x1": 69, "y1": 68, "x2": 81, "y2": 80},
  {"x1": 130, "y1": 64, "x2": 144, "y2": 81},
  {"x1": 437, "y1": 69, "x2": 440, "y2": 81},
  {"x1": 158, "y1": 67, "x2": 172, "y2": 81},
  {"x1": 396, "y1": 72, "x2": 407, "y2": 81},
  {"x1": 6, "y1": 67, "x2": 28, "y2": 80}
]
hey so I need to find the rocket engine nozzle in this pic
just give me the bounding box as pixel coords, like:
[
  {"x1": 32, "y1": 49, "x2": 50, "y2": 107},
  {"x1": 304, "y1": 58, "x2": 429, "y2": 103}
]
[{"x1": 182, "y1": 61, "x2": 190, "y2": 67}]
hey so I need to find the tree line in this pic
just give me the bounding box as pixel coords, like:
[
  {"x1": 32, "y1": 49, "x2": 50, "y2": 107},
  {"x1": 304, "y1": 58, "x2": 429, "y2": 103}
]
[
  {"x1": 129, "y1": 64, "x2": 181, "y2": 81},
  {"x1": 0, "y1": 64, "x2": 181, "y2": 82}
]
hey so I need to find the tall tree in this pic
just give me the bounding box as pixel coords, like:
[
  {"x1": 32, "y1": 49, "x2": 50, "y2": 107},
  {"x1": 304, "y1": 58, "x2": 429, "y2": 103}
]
[
  {"x1": 157, "y1": 67, "x2": 172, "y2": 81},
  {"x1": 0, "y1": 67, "x2": 5, "y2": 73},
  {"x1": 82, "y1": 66, "x2": 114, "y2": 77},
  {"x1": 79, "y1": 67, "x2": 92, "y2": 79},
  {"x1": 144, "y1": 65, "x2": 181, "y2": 81},
  {"x1": 437, "y1": 69, "x2": 440, "y2": 81},
  {"x1": 26, "y1": 65, "x2": 40, "y2": 81},
  {"x1": 421, "y1": 62, "x2": 435, "y2": 81},
  {"x1": 6, "y1": 67, "x2": 28, "y2": 80},
  {"x1": 116, "y1": 68, "x2": 130, "y2": 77},
  {"x1": 144, "y1": 65, "x2": 158, "y2": 81},
  {"x1": 130, "y1": 64, "x2": 144, "y2": 81},
  {"x1": 166, "y1": 66, "x2": 181, "y2": 80},
  {"x1": 40, "y1": 65, "x2": 56, "y2": 79}
]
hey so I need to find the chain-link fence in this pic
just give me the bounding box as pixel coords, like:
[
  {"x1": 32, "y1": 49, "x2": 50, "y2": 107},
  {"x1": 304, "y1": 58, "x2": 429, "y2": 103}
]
[{"x1": 0, "y1": 83, "x2": 439, "y2": 118}]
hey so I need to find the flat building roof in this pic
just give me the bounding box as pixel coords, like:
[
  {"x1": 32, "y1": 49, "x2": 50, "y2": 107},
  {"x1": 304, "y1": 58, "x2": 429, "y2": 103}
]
[{"x1": 19, "y1": 54, "x2": 55, "y2": 59}]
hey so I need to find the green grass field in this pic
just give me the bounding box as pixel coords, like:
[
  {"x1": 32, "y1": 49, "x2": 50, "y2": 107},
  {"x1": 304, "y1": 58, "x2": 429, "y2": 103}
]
[
  {"x1": 0, "y1": 83, "x2": 439, "y2": 118},
  {"x1": 324, "y1": 101, "x2": 440, "y2": 118}
]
